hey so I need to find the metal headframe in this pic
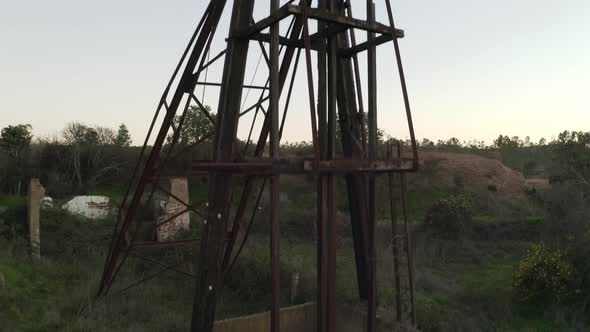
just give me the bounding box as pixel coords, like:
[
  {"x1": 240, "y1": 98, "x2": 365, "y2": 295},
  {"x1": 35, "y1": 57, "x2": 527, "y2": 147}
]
[{"x1": 98, "y1": 1, "x2": 419, "y2": 331}]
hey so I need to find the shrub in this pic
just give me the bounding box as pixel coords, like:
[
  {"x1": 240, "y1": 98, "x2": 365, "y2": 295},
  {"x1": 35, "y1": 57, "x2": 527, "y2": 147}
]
[
  {"x1": 424, "y1": 195, "x2": 473, "y2": 238},
  {"x1": 513, "y1": 243, "x2": 574, "y2": 304},
  {"x1": 0, "y1": 204, "x2": 27, "y2": 241},
  {"x1": 567, "y1": 234, "x2": 590, "y2": 305}
]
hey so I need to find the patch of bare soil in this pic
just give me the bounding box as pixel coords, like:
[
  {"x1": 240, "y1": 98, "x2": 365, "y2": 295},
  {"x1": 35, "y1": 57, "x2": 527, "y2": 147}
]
[{"x1": 419, "y1": 151, "x2": 527, "y2": 195}]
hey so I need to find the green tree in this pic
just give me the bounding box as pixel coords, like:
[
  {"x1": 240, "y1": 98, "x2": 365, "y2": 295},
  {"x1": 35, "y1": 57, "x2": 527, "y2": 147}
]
[
  {"x1": 493, "y1": 134, "x2": 525, "y2": 171},
  {"x1": 60, "y1": 122, "x2": 122, "y2": 190},
  {"x1": 446, "y1": 137, "x2": 461, "y2": 147},
  {"x1": 62, "y1": 122, "x2": 117, "y2": 146},
  {"x1": 96, "y1": 126, "x2": 116, "y2": 145},
  {"x1": 167, "y1": 105, "x2": 215, "y2": 145},
  {"x1": 493, "y1": 134, "x2": 521, "y2": 149},
  {"x1": 420, "y1": 138, "x2": 434, "y2": 147},
  {"x1": 114, "y1": 124, "x2": 132, "y2": 147},
  {"x1": 62, "y1": 122, "x2": 88, "y2": 145},
  {"x1": 0, "y1": 124, "x2": 33, "y2": 159},
  {"x1": 551, "y1": 130, "x2": 590, "y2": 184},
  {"x1": 0, "y1": 124, "x2": 33, "y2": 195}
]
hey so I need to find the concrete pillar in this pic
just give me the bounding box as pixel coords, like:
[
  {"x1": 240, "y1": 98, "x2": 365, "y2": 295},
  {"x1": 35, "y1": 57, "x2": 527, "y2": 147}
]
[
  {"x1": 28, "y1": 178, "x2": 45, "y2": 259},
  {"x1": 157, "y1": 177, "x2": 190, "y2": 241}
]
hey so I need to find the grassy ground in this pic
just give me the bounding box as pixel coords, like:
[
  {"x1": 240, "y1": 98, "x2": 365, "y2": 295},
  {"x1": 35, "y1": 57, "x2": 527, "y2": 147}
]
[
  {"x1": 0, "y1": 187, "x2": 587, "y2": 331},
  {"x1": 0, "y1": 194, "x2": 26, "y2": 209}
]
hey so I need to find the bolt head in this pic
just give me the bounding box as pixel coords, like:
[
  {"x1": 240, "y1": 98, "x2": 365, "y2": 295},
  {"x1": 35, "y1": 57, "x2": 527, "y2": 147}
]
[
  {"x1": 208, "y1": 285, "x2": 213, "y2": 291},
  {"x1": 217, "y1": 213, "x2": 222, "y2": 220}
]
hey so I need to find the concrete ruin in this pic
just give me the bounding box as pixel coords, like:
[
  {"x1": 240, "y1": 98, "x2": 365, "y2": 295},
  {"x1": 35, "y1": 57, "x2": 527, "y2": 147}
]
[
  {"x1": 156, "y1": 177, "x2": 190, "y2": 241},
  {"x1": 28, "y1": 178, "x2": 45, "y2": 259},
  {"x1": 62, "y1": 196, "x2": 112, "y2": 220}
]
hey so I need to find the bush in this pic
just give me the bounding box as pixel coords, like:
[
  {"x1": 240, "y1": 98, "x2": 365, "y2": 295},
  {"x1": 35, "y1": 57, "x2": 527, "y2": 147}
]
[
  {"x1": 0, "y1": 204, "x2": 27, "y2": 241},
  {"x1": 424, "y1": 195, "x2": 473, "y2": 238},
  {"x1": 513, "y1": 243, "x2": 574, "y2": 304},
  {"x1": 567, "y1": 234, "x2": 590, "y2": 305}
]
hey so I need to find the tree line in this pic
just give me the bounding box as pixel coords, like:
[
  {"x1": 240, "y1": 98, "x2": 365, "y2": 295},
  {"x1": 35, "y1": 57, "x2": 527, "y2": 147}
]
[
  {"x1": 1, "y1": 105, "x2": 588, "y2": 196},
  {"x1": 0, "y1": 122, "x2": 132, "y2": 197}
]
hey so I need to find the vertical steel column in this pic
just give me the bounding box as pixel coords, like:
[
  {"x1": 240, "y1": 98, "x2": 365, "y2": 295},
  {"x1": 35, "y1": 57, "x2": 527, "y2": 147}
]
[
  {"x1": 269, "y1": 0, "x2": 281, "y2": 330},
  {"x1": 384, "y1": 0, "x2": 419, "y2": 163},
  {"x1": 223, "y1": 3, "x2": 309, "y2": 273},
  {"x1": 326, "y1": 0, "x2": 338, "y2": 330},
  {"x1": 344, "y1": 2, "x2": 367, "y2": 150},
  {"x1": 398, "y1": 143, "x2": 416, "y2": 325},
  {"x1": 191, "y1": 1, "x2": 255, "y2": 331},
  {"x1": 366, "y1": 1, "x2": 378, "y2": 332},
  {"x1": 335, "y1": 1, "x2": 370, "y2": 300},
  {"x1": 316, "y1": 0, "x2": 329, "y2": 331},
  {"x1": 387, "y1": 144, "x2": 402, "y2": 321}
]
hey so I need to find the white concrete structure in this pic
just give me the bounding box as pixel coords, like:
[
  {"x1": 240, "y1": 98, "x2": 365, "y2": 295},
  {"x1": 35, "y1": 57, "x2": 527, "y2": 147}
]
[
  {"x1": 41, "y1": 196, "x2": 53, "y2": 209},
  {"x1": 62, "y1": 196, "x2": 112, "y2": 220},
  {"x1": 157, "y1": 177, "x2": 190, "y2": 241}
]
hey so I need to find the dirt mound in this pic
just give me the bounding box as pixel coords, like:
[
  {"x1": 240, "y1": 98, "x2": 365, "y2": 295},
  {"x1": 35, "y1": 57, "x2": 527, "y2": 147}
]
[{"x1": 419, "y1": 151, "x2": 527, "y2": 194}]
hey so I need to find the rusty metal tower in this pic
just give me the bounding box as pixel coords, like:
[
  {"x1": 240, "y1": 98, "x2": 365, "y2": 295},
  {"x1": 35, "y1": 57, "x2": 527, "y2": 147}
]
[{"x1": 98, "y1": 0, "x2": 419, "y2": 331}]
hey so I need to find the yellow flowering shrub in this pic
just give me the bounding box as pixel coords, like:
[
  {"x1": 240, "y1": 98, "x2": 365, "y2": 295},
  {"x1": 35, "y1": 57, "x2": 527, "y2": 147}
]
[{"x1": 513, "y1": 243, "x2": 574, "y2": 303}]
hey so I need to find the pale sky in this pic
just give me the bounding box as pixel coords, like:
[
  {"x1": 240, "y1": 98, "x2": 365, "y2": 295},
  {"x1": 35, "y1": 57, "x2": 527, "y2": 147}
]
[{"x1": 1, "y1": 0, "x2": 589, "y2": 145}]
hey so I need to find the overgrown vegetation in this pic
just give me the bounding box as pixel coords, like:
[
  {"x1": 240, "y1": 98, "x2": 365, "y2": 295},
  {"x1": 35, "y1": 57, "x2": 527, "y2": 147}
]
[
  {"x1": 513, "y1": 243, "x2": 574, "y2": 304},
  {"x1": 424, "y1": 194, "x2": 473, "y2": 238},
  {"x1": 2, "y1": 120, "x2": 590, "y2": 330}
]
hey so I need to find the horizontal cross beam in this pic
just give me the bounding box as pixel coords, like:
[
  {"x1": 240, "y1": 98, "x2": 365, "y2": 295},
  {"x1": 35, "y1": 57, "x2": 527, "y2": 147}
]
[
  {"x1": 237, "y1": 4, "x2": 404, "y2": 41},
  {"x1": 340, "y1": 34, "x2": 394, "y2": 57},
  {"x1": 287, "y1": 4, "x2": 404, "y2": 37},
  {"x1": 234, "y1": 3, "x2": 292, "y2": 38},
  {"x1": 194, "y1": 81, "x2": 269, "y2": 90},
  {"x1": 192, "y1": 157, "x2": 416, "y2": 175}
]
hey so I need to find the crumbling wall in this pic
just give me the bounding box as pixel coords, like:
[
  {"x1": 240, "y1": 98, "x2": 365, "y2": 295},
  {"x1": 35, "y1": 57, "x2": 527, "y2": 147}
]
[{"x1": 157, "y1": 177, "x2": 190, "y2": 241}]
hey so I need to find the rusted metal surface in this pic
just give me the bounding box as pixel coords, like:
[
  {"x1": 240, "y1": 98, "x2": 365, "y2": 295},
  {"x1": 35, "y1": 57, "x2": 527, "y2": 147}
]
[
  {"x1": 366, "y1": 2, "x2": 378, "y2": 331},
  {"x1": 269, "y1": 0, "x2": 281, "y2": 329},
  {"x1": 387, "y1": 144, "x2": 403, "y2": 321},
  {"x1": 192, "y1": 1, "x2": 256, "y2": 330},
  {"x1": 288, "y1": 4, "x2": 404, "y2": 36},
  {"x1": 398, "y1": 142, "x2": 417, "y2": 325},
  {"x1": 99, "y1": 1, "x2": 420, "y2": 331},
  {"x1": 191, "y1": 158, "x2": 414, "y2": 174},
  {"x1": 99, "y1": 0, "x2": 223, "y2": 297},
  {"x1": 384, "y1": 0, "x2": 419, "y2": 168}
]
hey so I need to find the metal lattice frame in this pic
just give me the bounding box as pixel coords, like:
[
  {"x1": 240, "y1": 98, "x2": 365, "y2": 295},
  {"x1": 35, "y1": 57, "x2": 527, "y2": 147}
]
[{"x1": 98, "y1": 1, "x2": 419, "y2": 331}]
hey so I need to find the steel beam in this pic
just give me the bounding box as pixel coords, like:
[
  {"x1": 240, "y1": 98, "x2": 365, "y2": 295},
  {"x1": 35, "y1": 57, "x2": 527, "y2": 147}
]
[
  {"x1": 339, "y1": 34, "x2": 394, "y2": 57},
  {"x1": 269, "y1": 0, "x2": 281, "y2": 330},
  {"x1": 316, "y1": 0, "x2": 329, "y2": 329},
  {"x1": 191, "y1": 0, "x2": 255, "y2": 331},
  {"x1": 366, "y1": 2, "x2": 378, "y2": 331},
  {"x1": 288, "y1": 4, "x2": 404, "y2": 36}
]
